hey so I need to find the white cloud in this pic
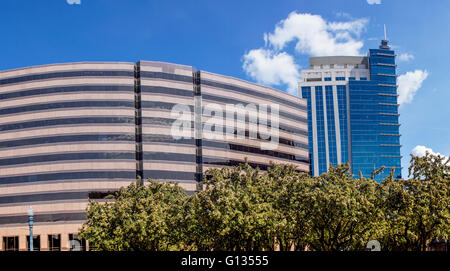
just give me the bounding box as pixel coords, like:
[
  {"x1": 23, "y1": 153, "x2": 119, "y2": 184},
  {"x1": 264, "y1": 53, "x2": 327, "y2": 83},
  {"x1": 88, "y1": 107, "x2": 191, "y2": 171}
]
[
  {"x1": 412, "y1": 146, "x2": 448, "y2": 160},
  {"x1": 398, "y1": 53, "x2": 414, "y2": 62},
  {"x1": 67, "y1": 0, "x2": 81, "y2": 4},
  {"x1": 242, "y1": 49, "x2": 300, "y2": 94},
  {"x1": 242, "y1": 12, "x2": 369, "y2": 93},
  {"x1": 266, "y1": 12, "x2": 368, "y2": 56},
  {"x1": 397, "y1": 70, "x2": 429, "y2": 106},
  {"x1": 367, "y1": 0, "x2": 382, "y2": 4}
]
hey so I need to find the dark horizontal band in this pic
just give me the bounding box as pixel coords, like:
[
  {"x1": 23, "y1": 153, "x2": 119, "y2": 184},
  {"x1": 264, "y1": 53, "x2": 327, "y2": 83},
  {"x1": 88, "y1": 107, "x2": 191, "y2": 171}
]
[
  {"x1": 140, "y1": 101, "x2": 194, "y2": 111},
  {"x1": 143, "y1": 152, "x2": 196, "y2": 163},
  {"x1": 0, "y1": 70, "x2": 133, "y2": 86},
  {"x1": 202, "y1": 140, "x2": 309, "y2": 163},
  {"x1": 0, "y1": 152, "x2": 136, "y2": 167},
  {"x1": 202, "y1": 157, "x2": 309, "y2": 172},
  {"x1": 0, "y1": 191, "x2": 91, "y2": 205},
  {"x1": 0, "y1": 100, "x2": 135, "y2": 116},
  {"x1": 143, "y1": 170, "x2": 196, "y2": 181},
  {"x1": 139, "y1": 71, "x2": 192, "y2": 83},
  {"x1": 140, "y1": 86, "x2": 193, "y2": 97},
  {"x1": 0, "y1": 212, "x2": 87, "y2": 225},
  {"x1": 0, "y1": 171, "x2": 136, "y2": 186},
  {"x1": 0, "y1": 134, "x2": 135, "y2": 149},
  {"x1": 0, "y1": 117, "x2": 135, "y2": 132},
  {"x1": 141, "y1": 134, "x2": 195, "y2": 145},
  {"x1": 140, "y1": 117, "x2": 194, "y2": 128},
  {"x1": 0, "y1": 85, "x2": 134, "y2": 101}
]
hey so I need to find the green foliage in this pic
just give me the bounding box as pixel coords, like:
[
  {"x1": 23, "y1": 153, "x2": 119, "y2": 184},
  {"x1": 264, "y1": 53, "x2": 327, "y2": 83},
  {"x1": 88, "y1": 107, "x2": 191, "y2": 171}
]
[
  {"x1": 380, "y1": 152, "x2": 450, "y2": 251},
  {"x1": 79, "y1": 180, "x2": 187, "y2": 251},
  {"x1": 80, "y1": 153, "x2": 450, "y2": 251},
  {"x1": 305, "y1": 164, "x2": 384, "y2": 251}
]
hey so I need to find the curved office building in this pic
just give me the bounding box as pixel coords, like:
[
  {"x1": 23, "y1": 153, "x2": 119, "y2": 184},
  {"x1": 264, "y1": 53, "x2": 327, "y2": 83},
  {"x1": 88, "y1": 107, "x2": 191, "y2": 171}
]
[{"x1": 0, "y1": 61, "x2": 309, "y2": 251}]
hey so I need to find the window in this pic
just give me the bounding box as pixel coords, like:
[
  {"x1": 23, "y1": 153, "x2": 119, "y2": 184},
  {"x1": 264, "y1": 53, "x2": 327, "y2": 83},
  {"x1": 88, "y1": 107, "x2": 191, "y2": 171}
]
[
  {"x1": 324, "y1": 77, "x2": 332, "y2": 81},
  {"x1": 3, "y1": 236, "x2": 19, "y2": 251},
  {"x1": 69, "y1": 234, "x2": 87, "y2": 251},
  {"x1": 360, "y1": 77, "x2": 367, "y2": 80},
  {"x1": 349, "y1": 77, "x2": 356, "y2": 81},
  {"x1": 48, "y1": 234, "x2": 61, "y2": 251},
  {"x1": 336, "y1": 77, "x2": 346, "y2": 81},
  {"x1": 26, "y1": 235, "x2": 41, "y2": 251}
]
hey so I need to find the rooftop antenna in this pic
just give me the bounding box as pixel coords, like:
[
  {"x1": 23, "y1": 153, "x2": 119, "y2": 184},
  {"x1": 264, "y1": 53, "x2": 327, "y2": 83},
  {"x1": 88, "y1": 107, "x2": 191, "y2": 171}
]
[{"x1": 380, "y1": 24, "x2": 390, "y2": 50}]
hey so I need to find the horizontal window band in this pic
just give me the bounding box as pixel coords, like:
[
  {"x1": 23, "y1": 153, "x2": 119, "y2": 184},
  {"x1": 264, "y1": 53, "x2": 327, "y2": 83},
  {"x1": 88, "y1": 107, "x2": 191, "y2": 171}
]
[
  {"x1": 0, "y1": 152, "x2": 136, "y2": 167},
  {"x1": 380, "y1": 155, "x2": 403, "y2": 158},
  {"x1": 378, "y1": 84, "x2": 398, "y2": 88},
  {"x1": 0, "y1": 85, "x2": 134, "y2": 101},
  {"x1": 0, "y1": 191, "x2": 91, "y2": 205},
  {"x1": 201, "y1": 79, "x2": 307, "y2": 112},
  {"x1": 201, "y1": 116, "x2": 308, "y2": 137},
  {"x1": 202, "y1": 157, "x2": 308, "y2": 172},
  {"x1": 140, "y1": 86, "x2": 193, "y2": 97},
  {"x1": 376, "y1": 73, "x2": 397, "y2": 77},
  {"x1": 141, "y1": 134, "x2": 196, "y2": 145},
  {"x1": 142, "y1": 152, "x2": 196, "y2": 163},
  {"x1": 141, "y1": 117, "x2": 194, "y2": 128},
  {"x1": 378, "y1": 103, "x2": 399, "y2": 107},
  {"x1": 0, "y1": 134, "x2": 135, "y2": 149},
  {"x1": 380, "y1": 145, "x2": 402, "y2": 147},
  {"x1": 0, "y1": 100, "x2": 135, "y2": 116},
  {"x1": 379, "y1": 113, "x2": 400, "y2": 116},
  {"x1": 140, "y1": 101, "x2": 194, "y2": 111},
  {"x1": 142, "y1": 170, "x2": 196, "y2": 181},
  {"x1": 0, "y1": 70, "x2": 134, "y2": 86},
  {"x1": 201, "y1": 94, "x2": 307, "y2": 124},
  {"x1": 0, "y1": 190, "x2": 123, "y2": 206},
  {"x1": 379, "y1": 134, "x2": 401, "y2": 137},
  {"x1": 0, "y1": 117, "x2": 135, "y2": 132},
  {"x1": 378, "y1": 123, "x2": 401, "y2": 126},
  {"x1": 202, "y1": 140, "x2": 309, "y2": 163},
  {"x1": 139, "y1": 71, "x2": 192, "y2": 83},
  {"x1": 376, "y1": 53, "x2": 396, "y2": 57},
  {"x1": 207, "y1": 128, "x2": 308, "y2": 149},
  {"x1": 374, "y1": 63, "x2": 397, "y2": 67},
  {"x1": 377, "y1": 93, "x2": 399, "y2": 97},
  {"x1": 0, "y1": 171, "x2": 136, "y2": 186},
  {"x1": 0, "y1": 212, "x2": 87, "y2": 225}
]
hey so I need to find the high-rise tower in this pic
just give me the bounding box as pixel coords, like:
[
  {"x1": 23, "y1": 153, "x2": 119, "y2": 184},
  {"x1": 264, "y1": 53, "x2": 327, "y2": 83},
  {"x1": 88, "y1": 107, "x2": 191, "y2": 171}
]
[{"x1": 299, "y1": 36, "x2": 402, "y2": 181}]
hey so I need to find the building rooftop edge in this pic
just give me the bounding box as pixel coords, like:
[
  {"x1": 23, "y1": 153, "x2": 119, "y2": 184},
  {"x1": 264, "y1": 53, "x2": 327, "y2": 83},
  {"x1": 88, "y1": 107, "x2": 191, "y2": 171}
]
[
  {"x1": 0, "y1": 61, "x2": 136, "y2": 74},
  {"x1": 309, "y1": 56, "x2": 368, "y2": 66},
  {"x1": 200, "y1": 69, "x2": 303, "y2": 100}
]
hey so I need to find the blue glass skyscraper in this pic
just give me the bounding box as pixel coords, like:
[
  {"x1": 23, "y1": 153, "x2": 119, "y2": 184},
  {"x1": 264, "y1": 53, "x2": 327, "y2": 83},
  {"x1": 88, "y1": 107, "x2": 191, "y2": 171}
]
[{"x1": 299, "y1": 38, "x2": 402, "y2": 181}]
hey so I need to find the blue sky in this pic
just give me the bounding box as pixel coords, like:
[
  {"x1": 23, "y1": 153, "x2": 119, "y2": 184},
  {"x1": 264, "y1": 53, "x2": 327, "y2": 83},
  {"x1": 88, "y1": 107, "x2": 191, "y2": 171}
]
[{"x1": 0, "y1": 0, "x2": 448, "y2": 177}]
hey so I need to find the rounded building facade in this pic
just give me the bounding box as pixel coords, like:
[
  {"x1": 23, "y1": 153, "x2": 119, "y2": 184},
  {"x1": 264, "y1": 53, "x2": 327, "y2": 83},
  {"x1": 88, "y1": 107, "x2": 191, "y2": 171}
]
[{"x1": 0, "y1": 61, "x2": 309, "y2": 251}]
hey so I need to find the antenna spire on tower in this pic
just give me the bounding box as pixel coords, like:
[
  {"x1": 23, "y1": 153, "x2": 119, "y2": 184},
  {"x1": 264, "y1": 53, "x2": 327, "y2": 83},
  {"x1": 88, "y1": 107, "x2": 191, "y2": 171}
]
[{"x1": 380, "y1": 24, "x2": 390, "y2": 50}]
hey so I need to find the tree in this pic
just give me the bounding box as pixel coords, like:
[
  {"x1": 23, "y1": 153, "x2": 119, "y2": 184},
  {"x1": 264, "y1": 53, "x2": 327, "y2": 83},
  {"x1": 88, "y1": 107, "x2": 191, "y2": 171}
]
[
  {"x1": 381, "y1": 153, "x2": 450, "y2": 251},
  {"x1": 182, "y1": 163, "x2": 278, "y2": 251},
  {"x1": 305, "y1": 164, "x2": 384, "y2": 251},
  {"x1": 266, "y1": 163, "x2": 313, "y2": 251},
  {"x1": 79, "y1": 180, "x2": 187, "y2": 251}
]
